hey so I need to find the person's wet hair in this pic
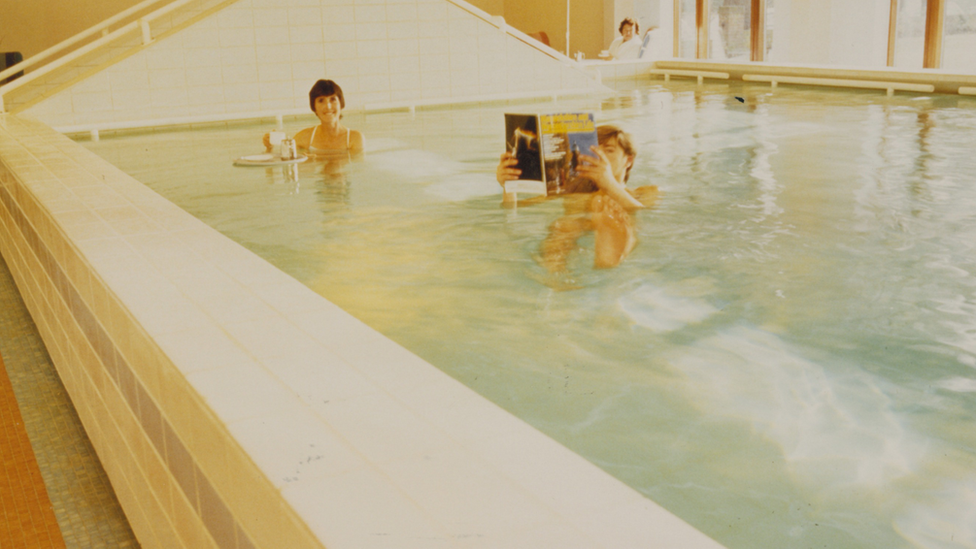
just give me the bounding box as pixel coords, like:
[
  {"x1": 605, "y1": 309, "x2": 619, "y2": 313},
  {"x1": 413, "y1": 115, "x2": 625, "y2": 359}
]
[
  {"x1": 309, "y1": 79, "x2": 345, "y2": 111},
  {"x1": 597, "y1": 125, "x2": 636, "y2": 182}
]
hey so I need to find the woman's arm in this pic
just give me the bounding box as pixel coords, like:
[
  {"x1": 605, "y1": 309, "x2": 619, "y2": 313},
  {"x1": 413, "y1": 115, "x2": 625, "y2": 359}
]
[{"x1": 349, "y1": 129, "x2": 365, "y2": 156}]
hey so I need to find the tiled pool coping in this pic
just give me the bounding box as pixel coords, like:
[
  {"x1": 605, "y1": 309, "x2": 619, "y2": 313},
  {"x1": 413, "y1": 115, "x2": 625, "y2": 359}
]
[{"x1": 0, "y1": 112, "x2": 725, "y2": 549}]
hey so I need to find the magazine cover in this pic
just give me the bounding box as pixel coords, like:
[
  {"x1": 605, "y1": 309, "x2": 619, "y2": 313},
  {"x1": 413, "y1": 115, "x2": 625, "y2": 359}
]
[{"x1": 505, "y1": 112, "x2": 598, "y2": 195}]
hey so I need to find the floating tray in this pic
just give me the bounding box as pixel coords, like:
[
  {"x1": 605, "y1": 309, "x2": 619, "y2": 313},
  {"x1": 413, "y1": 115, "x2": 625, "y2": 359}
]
[{"x1": 234, "y1": 153, "x2": 308, "y2": 166}]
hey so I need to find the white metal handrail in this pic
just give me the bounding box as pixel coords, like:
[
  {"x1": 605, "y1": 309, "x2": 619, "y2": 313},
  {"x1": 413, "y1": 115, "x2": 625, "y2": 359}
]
[
  {"x1": 0, "y1": 0, "x2": 206, "y2": 111},
  {"x1": 0, "y1": 0, "x2": 576, "y2": 114},
  {"x1": 0, "y1": 0, "x2": 174, "y2": 83},
  {"x1": 442, "y1": 0, "x2": 571, "y2": 64},
  {"x1": 743, "y1": 74, "x2": 935, "y2": 96},
  {"x1": 649, "y1": 68, "x2": 730, "y2": 84}
]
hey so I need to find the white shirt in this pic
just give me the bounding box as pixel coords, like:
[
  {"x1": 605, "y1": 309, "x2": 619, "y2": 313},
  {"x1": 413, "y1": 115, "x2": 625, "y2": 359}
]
[{"x1": 609, "y1": 36, "x2": 641, "y2": 60}]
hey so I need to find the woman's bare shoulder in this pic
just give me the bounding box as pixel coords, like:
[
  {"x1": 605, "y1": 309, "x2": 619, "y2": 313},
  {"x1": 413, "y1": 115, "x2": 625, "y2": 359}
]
[{"x1": 349, "y1": 128, "x2": 365, "y2": 152}]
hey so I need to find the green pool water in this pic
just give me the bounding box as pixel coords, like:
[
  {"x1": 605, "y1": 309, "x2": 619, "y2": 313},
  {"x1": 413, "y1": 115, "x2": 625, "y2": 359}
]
[{"x1": 84, "y1": 80, "x2": 976, "y2": 549}]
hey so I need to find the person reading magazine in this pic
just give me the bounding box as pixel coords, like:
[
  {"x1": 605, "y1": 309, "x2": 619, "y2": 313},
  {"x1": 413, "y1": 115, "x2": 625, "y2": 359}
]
[{"x1": 495, "y1": 124, "x2": 658, "y2": 275}]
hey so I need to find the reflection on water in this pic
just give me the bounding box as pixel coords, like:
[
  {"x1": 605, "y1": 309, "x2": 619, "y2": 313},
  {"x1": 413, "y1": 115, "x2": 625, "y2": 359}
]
[{"x1": 84, "y1": 82, "x2": 976, "y2": 549}]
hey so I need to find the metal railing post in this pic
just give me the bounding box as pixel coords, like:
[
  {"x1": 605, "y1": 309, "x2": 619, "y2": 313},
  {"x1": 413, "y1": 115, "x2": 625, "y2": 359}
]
[{"x1": 140, "y1": 19, "x2": 153, "y2": 45}]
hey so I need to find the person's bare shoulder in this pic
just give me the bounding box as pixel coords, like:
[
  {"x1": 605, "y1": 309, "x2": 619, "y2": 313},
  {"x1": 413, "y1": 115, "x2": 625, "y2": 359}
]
[{"x1": 349, "y1": 129, "x2": 365, "y2": 153}]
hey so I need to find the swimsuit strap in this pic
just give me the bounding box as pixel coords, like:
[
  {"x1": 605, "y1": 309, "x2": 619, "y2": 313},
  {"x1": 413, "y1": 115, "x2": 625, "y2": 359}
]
[
  {"x1": 346, "y1": 127, "x2": 350, "y2": 148},
  {"x1": 309, "y1": 125, "x2": 318, "y2": 147}
]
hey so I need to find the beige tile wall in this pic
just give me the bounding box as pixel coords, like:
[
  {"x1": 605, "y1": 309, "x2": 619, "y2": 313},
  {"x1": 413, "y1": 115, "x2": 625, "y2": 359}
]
[{"x1": 23, "y1": 0, "x2": 605, "y2": 132}]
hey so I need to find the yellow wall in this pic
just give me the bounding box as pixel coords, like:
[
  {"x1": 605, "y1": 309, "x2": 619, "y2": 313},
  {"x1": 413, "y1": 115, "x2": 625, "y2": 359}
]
[
  {"x1": 465, "y1": 0, "x2": 605, "y2": 58},
  {"x1": 465, "y1": 0, "x2": 504, "y2": 16},
  {"x1": 0, "y1": 0, "x2": 143, "y2": 58},
  {"x1": 506, "y1": 0, "x2": 562, "y2": 51},
  {"x1": 571, "y1": 0, "x2": 605, "y2": 58}
]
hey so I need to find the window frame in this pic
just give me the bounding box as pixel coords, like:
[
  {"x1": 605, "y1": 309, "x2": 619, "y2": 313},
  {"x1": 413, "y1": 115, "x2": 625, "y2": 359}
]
[{"x1": 674, "y1": 0, "x2": 947, "y2": 68}]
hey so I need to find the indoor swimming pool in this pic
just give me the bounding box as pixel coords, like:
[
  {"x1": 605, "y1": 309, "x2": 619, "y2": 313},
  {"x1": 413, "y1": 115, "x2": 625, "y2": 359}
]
[{"x1": 82, "y1": 80, "x2": 976, "y2": 549}]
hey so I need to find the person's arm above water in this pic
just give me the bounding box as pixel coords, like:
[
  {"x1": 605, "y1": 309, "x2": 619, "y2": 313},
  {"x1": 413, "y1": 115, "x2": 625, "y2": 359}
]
[
  {"x1": 495, "y1": 151, "x2": 521, "y2": 207},
  {"x1": 576, "y1": 146, "x2": 644, "y2": 210},
  {"x1": 349, "y1": 129, "x2": 365, "y2": 156}
]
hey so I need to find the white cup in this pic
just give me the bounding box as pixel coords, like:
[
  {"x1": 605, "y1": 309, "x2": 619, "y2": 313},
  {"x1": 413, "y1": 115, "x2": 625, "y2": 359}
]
[{"x1": 269, "y1": 130, "x2": 285, "y2": 155}]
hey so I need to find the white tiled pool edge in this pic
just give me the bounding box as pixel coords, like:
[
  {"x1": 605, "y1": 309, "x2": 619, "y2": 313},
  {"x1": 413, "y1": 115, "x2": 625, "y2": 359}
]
[{"x1": 0, "y1": 113, "x2": 725, "y2": 549}]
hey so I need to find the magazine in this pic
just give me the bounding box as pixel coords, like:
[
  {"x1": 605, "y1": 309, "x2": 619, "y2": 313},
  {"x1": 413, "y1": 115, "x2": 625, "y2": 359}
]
[{"x1": 504, "y1": 112, "x2": 599, "y2": 196}]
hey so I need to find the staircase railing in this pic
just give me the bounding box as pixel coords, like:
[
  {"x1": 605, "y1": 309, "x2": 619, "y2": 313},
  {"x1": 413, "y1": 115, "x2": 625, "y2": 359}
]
[
  {"x1": 0, "y1": 0, "x2": 212, "y2": 112},
  {"x1": 0, "y1": 0, "x2": 170, "y2": 84},
  {"x1": 1, "y1": 0, "x2": 587, "y2": 114},
  {"x1": 443, "y1": 0, "x2": 573, "y2": 64}
]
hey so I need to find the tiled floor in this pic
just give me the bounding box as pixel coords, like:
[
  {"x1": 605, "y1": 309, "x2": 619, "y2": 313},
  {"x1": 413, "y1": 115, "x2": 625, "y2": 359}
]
[
  {"x1": 0, "y1": 351, "x2": 66, "y2": 548},
  {"x1": 0, "y1": 252, "x2": 139, "y2": 548}
]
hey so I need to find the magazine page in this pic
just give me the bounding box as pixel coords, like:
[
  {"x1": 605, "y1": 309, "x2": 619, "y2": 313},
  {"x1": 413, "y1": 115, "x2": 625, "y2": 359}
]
[
  {"x1": 539, "y1": 112, "x2": 598, "y2": 195},
  {"x1": 504, "y1": 114, "x2": 543, "y2": 183}
]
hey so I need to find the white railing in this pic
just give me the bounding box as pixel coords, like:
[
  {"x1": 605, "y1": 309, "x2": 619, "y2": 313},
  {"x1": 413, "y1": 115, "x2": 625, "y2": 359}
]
[
  {"x1": 442, "y1": 0, "x2": 573, "y2": 64},
  {"x1": 0, "y1": 0, "x2": 580, "y2": 114},
  {"x1": 742, "y1": 74, "x2": 935, "y2": 96},
  {"x1": 0, "y1": 0, "x2": 173, "y2": 84},
  {"x1": 0, "y1": 0, "x2": 208, "y2": 112},
  {"x1": 649, "y1": 68, "x2": 730, "y2": 85}
]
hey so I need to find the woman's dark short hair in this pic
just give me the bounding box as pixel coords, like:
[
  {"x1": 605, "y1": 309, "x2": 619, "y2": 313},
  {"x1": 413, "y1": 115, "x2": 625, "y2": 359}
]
[
  {"x1": 619, "y1": 17, "x2": 639, "y2": 35},
  {"x1": 309, "y1": 79, "x2": 344, "y2": 111}
]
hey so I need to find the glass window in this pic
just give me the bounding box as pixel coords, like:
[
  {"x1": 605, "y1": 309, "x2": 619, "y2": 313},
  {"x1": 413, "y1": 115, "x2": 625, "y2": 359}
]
[
  {"x1": 893, "y1": 0, "x2": 927, "y2": 68},
  {"x1": 708, "y1": 0, "x2": 752, "y2": 60},
  {"x1": 765, "y1": 0, "x2": 775, "y2": 59},
  {"x1": 679, "y1": 0, "x2": 697, "y2": 58},
  {"x1": 942, "y1": 0, "x2": 976, "y2": 71}
]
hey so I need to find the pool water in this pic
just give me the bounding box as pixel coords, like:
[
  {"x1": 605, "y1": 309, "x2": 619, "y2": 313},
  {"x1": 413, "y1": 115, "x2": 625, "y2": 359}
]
[{"x1": 84, "y1": 80, "x2": 976, "y2": 549}]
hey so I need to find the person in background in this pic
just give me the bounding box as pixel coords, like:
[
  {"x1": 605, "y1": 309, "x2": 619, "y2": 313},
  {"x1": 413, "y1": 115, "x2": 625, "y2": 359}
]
[
  {"x1": 608, "y1": 17, "x2": 641, "y2": 60},
  {"x1": 495, "y1": 125, "x2": 658, "y2": 276},
  {"x1": 263, "y1": 79, "x2": 364, "y2": 157}
]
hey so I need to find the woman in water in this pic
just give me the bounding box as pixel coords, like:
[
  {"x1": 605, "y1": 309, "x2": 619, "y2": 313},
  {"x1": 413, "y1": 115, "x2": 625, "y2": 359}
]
[
  {"x1": 496, "y1": 125, "x2": 658, "y2": 274},
  {"x1": 264, "y1": 79, "x2": 365, "y2": 156}
]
